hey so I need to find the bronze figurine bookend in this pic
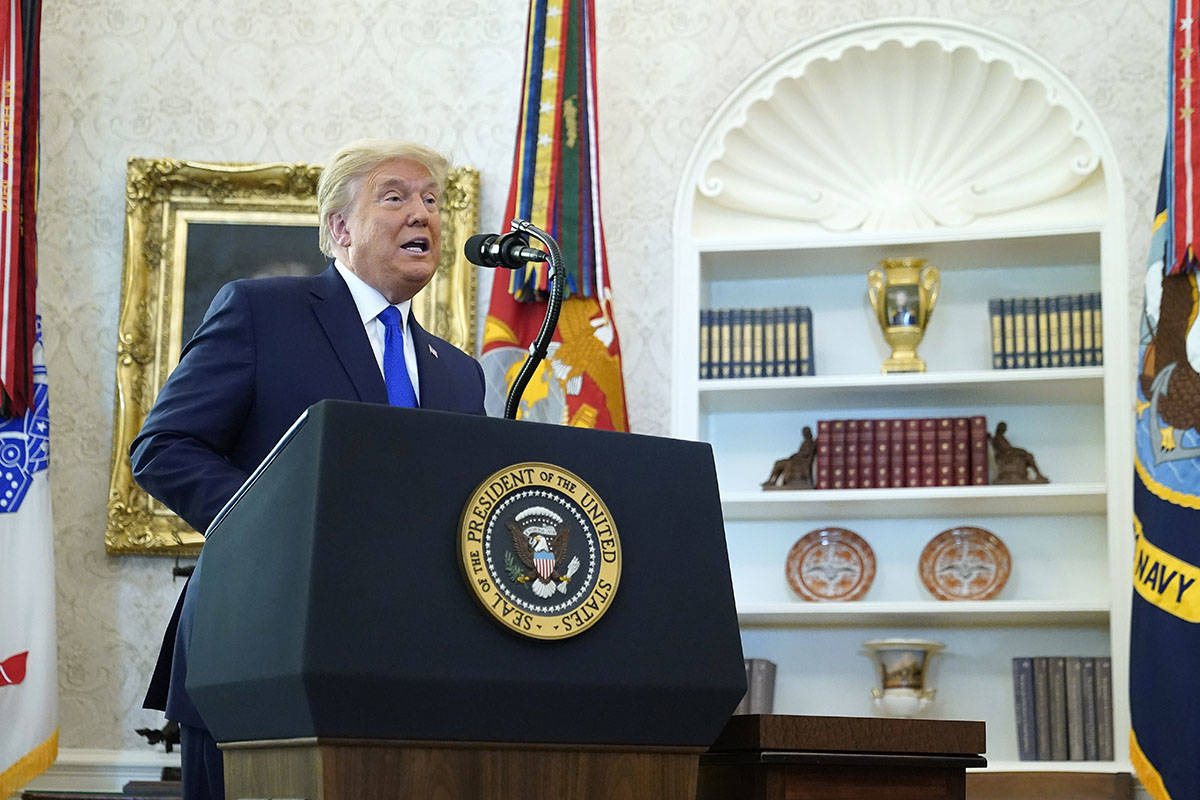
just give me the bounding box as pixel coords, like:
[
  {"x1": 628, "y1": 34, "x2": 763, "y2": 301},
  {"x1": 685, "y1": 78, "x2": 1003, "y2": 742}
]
[
  {"x1": 762, "y1": 426, "x2": 817, "y2": 490},
  {"x1": 989, "y1": 421, "x2": 1049, "y2": 484}
]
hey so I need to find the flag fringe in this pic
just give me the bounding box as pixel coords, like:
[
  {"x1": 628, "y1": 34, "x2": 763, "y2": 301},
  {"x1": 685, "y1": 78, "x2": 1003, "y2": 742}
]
[{"x1": 0, "y1": 729, "x2": 57, "y2": 798}]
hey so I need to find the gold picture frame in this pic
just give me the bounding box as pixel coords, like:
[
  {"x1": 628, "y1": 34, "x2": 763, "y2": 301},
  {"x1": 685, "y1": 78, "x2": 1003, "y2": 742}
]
[{"x1": 106, "y1": 158, "x2": 480, "y2": 555}]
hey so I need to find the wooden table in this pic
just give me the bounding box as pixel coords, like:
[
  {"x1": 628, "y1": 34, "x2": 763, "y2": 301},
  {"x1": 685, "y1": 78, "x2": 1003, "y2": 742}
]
[{"x1": 697, "y1": 714, "x2": 986, "y2": 800}]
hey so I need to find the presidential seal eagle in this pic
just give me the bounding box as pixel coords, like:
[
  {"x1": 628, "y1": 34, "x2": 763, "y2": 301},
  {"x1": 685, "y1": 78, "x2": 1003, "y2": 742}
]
[{"x1": 507, "y1": 506, "x2": 581, "y2": 598}]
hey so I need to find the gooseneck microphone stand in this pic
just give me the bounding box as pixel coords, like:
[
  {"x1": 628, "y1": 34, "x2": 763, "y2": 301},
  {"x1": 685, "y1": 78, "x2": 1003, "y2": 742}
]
[{"x1": 504, "y1": 218, "x2": 564, "y2": 421}]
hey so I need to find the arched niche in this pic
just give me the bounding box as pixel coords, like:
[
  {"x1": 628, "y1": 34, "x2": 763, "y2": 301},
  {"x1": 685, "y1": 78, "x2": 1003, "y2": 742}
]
[{"x1": 676, "y1": 17, "x2": 1122, "y2": 241}]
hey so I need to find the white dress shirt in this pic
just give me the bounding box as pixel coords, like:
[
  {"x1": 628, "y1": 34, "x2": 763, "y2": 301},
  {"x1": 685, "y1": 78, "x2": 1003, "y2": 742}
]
[{"x1": 333, "y1": 260, "x2": 420, "y2": 403}]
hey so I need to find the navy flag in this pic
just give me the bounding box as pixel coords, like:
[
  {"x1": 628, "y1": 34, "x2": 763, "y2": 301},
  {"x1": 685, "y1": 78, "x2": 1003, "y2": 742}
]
[{"x1": 1130, "y1": 7, "x2": 1200, "y2": 797}]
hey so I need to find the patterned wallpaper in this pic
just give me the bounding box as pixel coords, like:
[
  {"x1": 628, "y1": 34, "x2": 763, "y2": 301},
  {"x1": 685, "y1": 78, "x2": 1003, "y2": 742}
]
[{"x1": 40, "y1": 0, "x2": 1164, "y2": 749}]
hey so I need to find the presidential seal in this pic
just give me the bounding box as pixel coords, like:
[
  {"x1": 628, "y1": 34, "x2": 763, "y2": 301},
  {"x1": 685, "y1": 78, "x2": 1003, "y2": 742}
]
[{"x1": 459, "y1": 462, "x2": 621, "y2": 640}]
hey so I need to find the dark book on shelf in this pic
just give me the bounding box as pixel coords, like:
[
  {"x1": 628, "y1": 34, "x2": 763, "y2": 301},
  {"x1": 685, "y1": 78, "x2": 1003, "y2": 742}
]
[
  {"x1": 1090, "y1": 292, "x2": 1104, "y2": 366},
  {"x1": 699, "y1": 309, "x2": 712, "y2": 379},
  {"x1": 952, "y1": 417, "x2": 969, "y2": 486},
  {"x1": 936, "y1": 417, "x2": 954, "y2": 487},
  {"x1": 1065, "y1": 656, "x2": 1085, "y2": 760},
  {"x1": 1055, "y1": 295, "x2": 1074, "y2": 367},
  {"x1": 762, "y1": 307, "x2": 777, "y2": 377},
  {"x1": 784, "y1": 306, "x2": 799, "y2": 377},
  {"x1": 1096, "y1": 656, "x2": 1114, "y2": 760},
  {"x1": 1069, "y1": 294, "x2": 1084, "y2": 367},
  {"x1": 739, "y1": 307, "x2": 753, "y2": 378},
  {"x1": 844, "y1": 419, "x2": 861, "y2": 489},
  {"x1": 1045, "y1": 295, "x2": 1062, "y2": 367},
  {"x1": 1013, "y1": 657, "x2": 1038, "y2": 761},
  {"x1": 775, "y1": 307, "x2": 789, "y2": 377},
  {"x1": 1024, "y1": 296, "x2": 1041, "y2": 368},
  {"x1": 830, "y1": 419, "x2": 847, "y2": 490},
  {"x1": 1047, "y1": 656, "x2": 1069, "y2": 760},
  {"x1": 1036, "y1": 296, "x2": 1051, "y2": 369},
  {"x1": 1081, "y1": 656, "x2": 1098, "y2": 761},
  {"x1": 874, "y1": 418, "x2": 890, "y2": 488},
  {"x1": 989, "y1": 298, "x2": 1004, "y2": 369},
  {"x1": 730, "y1": 307, "x2": 744, "y2": 378},
  {"x1": 889, "y1": 418, "x2": 906, "y2": 488},
  {"x1": 1033, "y1": 656, "x2": 1052, "y2": 761},
  {"x1": 1079, "y1": 294, "x2": 1094, "y2": 369},
  {"x1": 905, "y1": 418, "x2": 921, "y2": 488},
  {"x1": 858, "y1": 418, "x2": 875, "y2": 489},
  {"x1": 919, "y1": 418, "x2": 938, "y2": 487},
  {"x1": 799, "y1": 306, "x2": 814, "y2": 376},
  {"x1": 719, "y1": 308, "x2": 732, "y2": 378},
  {"x1": 815, "y1": 419, "x2": 832, "y2": 490},
  {"x1": 1001, "y1": 298, "x2": 1017, "y2": 368},
  {"x1": 969, "y1": 415, "x2": 989, "y2": 485},
  {"x1": 1012, "y1": 298, "x2": 1027, "y2": 368},
  {"x1": 748, "y1": 308, "x2": 763, "y2": 378}
]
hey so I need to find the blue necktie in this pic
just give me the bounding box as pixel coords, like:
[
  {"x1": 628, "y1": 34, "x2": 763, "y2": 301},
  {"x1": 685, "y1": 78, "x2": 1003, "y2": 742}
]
[{"x1": 378, "y1": 306, "x2": 417, "y2": 408}]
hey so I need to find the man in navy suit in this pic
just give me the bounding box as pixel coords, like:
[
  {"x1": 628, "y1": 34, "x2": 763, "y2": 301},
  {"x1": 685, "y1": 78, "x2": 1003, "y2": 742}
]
[{"x1": 130, "y1": 139, "x2": 486, "y2": 800}]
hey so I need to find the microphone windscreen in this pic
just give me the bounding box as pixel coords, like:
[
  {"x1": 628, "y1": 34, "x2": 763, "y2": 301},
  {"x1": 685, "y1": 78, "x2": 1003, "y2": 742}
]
[{"x1": 463, "y1": 233, "x2": 496, "y2": 266}]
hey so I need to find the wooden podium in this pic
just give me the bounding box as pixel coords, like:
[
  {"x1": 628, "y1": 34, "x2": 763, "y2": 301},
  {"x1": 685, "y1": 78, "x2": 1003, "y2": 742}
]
[
  {"x1": 218, "y1": 715, "x2": 987, "y2": 800},
  {"x1": 222, "y1": 739, "x2": 704, "y2": 800},
  {"x1": 697, "y1": 715, "x2": 987, "y2": 800},
  {"x1": 184, "y1": 402, "x2": 746, "y2": 800}
]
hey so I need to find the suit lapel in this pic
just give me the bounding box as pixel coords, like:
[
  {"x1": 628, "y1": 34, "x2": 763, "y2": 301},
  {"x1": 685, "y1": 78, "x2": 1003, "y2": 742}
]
[
  {"x1": 309, "y1": 265, "x2": 388, "y2": 404},
  {"x1": 410, "y1": 315, "x2": 450, "y2": 411}
]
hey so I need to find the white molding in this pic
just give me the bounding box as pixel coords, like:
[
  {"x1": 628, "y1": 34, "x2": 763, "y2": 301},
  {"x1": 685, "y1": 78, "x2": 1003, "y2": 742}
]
[
  {"x1": 10, "y1": 747, "x2": 179, "y2": 798},
  {"x1": 688, "y1": 17, "x2": 1107, "y2": 236}
]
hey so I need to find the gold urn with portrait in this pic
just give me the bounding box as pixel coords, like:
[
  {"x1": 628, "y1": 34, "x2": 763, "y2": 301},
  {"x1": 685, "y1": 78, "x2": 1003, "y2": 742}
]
[{"x1": 867, "y1": 258, "x2": 940, "y2": 373}]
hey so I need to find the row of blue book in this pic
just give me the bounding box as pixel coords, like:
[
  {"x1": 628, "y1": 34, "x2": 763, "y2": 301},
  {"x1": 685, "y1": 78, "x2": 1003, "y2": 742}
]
[
  {"x1": 699, "y1": 306, "x2": 814, "y2": 379},
  {"x1": 1012, "y1": 656, "x2": 1114, "y2": 762},
  {"x1": 989, "y1": 293, "x2": 1102, "y2": 369}
]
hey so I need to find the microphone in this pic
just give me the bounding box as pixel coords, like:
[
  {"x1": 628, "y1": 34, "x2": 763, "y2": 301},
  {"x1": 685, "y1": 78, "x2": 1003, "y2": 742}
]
[{"x1": 464, "y1": 232, "x2": 549, "y2": 269}]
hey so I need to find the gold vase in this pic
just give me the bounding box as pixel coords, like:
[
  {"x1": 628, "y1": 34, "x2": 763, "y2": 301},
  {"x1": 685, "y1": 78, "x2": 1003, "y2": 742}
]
[{"x1": 867, "y1": 258, "x2": 940, "y2": 373}]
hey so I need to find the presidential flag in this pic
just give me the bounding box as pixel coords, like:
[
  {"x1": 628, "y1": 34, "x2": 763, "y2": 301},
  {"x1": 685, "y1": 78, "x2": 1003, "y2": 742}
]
[
  {"x1": 0, "y1": 1, "x2": 49, "y2": 794},
  {"x1": 480, "y1": 0, "x2": 629, "y2": 431},
  {"x1": 0, "y1": 318, "x2": 56, "y2": 798},
  {"x1": 0, "y1": 0, "x2": 39, "y2": 416},
  {"x1": 1130, "y1": 4, "x2": 1200, "y2": 799}
]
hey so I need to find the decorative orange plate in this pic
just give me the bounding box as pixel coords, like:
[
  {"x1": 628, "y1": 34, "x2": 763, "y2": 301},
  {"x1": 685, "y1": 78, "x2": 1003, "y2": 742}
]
[
  {"x1": 919, "y1": 526, "x2": 1011, "y2": 600},
  {"x1": 786, "y1": 527, "x2": 875, "y2": 602}
]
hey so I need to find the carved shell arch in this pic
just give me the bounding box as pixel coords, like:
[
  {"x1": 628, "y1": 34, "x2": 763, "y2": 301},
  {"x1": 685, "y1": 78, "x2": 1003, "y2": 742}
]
[{"x1": 691, "y1": 19, "x2": 1109, "y2": 234}]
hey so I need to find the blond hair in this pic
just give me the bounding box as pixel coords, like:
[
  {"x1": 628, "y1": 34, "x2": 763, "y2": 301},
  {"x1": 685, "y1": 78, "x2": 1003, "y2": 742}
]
[{"x1": 317, "y1": 139, "x2": 450, "y2": 257}]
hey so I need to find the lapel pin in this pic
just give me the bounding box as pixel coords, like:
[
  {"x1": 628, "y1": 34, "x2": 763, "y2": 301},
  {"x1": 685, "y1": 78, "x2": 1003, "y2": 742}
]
[{"x1": 428, "y1": 344, "x2": 439, "y2": 358}]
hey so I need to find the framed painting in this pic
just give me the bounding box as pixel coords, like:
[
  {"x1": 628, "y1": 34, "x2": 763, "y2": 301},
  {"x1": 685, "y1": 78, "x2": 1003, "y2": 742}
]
[{"x1": 106, "y1": 158, "x2": 480, "y2": 555}]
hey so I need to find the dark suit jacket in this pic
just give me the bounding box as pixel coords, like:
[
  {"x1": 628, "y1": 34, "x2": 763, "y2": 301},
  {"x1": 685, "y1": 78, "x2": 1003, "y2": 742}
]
[{"x1": 132, "y1": 265, "x2": 486, "y2": 725}]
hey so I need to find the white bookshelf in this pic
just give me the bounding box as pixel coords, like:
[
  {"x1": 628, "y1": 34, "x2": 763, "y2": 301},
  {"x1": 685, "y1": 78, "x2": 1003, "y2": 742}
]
[
  {"x1": 671, "y1": 19, "x2": 1133, "y2": 774},
  {"x1": 721, "y1": 483, "x2": 1109, "y2": 520}
]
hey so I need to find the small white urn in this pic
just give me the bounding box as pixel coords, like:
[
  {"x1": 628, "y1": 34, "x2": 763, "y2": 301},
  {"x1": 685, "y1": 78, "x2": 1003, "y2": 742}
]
[{"x1": 862, "y1": 638, "x2": 945, "y2": 718}]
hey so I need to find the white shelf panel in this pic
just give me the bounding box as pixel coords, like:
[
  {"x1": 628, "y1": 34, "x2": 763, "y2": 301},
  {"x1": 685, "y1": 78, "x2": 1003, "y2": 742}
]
[
  {"x1": 972, "y1": 760, "x2": 1133, "y2": 773},
  {"x1": 722, "y1": 482, "x2": 1108, "y2": 520},
  {"x1": 696, "y1": 226, "x2": 1102, "y2": 279},
  {"x1": 737, "y1": 600, "x2": 1110, "y2": 627},
  {"x1": 700, "y1": 368, "x2": 1104, "y2": 413}
]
